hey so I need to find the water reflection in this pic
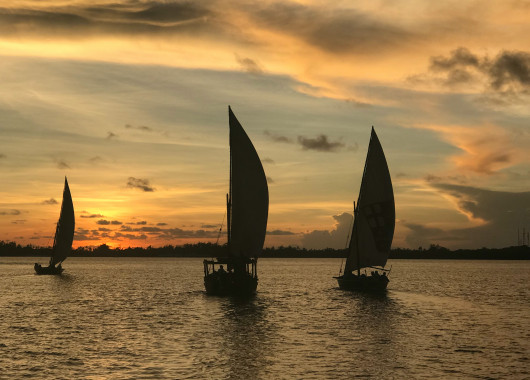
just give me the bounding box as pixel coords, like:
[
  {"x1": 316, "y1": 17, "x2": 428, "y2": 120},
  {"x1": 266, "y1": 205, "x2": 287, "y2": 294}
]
[
  {"x1": 337, "y1": 291, "x2": 403, "y2": 377},
  {"x1": 218, "y1": 296, "x2": 274, "y2": 380}
]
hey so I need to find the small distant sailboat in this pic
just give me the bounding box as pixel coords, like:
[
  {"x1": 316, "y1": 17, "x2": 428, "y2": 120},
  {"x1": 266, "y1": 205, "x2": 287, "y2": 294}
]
[
  {"x1": 203, "y1": 106, "x2": 269, "y2": 296},
  {"x1": 335, "y1": 127, "x2": 395, "y2": 292},
  {"x1": 35, "y1": 177, "x2": 75, "y2": 275}
]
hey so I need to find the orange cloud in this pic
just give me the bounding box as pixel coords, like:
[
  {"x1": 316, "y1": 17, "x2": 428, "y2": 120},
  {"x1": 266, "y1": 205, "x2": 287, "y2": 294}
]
[{"x1": 416, "y1": 123, "x2": 528, "y2": 176}]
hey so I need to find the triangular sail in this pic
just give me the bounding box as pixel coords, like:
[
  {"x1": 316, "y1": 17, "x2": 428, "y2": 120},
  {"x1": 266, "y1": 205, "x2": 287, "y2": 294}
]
[
  {"x1": 228, "y1": 107, "x2": 269, "y2": 258},
  {"x1": 344, "y1": 128, "x2": 394, "y2": 273},
  {"x1": 50, "y1": 177, "x2": 75, "y2": 266}
]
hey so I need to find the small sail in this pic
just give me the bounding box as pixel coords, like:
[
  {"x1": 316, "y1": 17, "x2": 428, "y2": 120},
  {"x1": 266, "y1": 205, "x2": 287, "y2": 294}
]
[
  {"x1": 49, "y1": 177, "x2": 75, "y2": 266},
  {"x1": 228, "y1": 107, "x2": 269, "y2": 258},
  {"x1": 344, "y1": 128, "x2": 394, "y2": 273}
]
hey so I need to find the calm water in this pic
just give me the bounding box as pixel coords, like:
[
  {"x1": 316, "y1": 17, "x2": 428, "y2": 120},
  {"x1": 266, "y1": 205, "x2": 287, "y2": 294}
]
[{"x1": 0, "y1": 257, "x2": 528, "y2": 379}]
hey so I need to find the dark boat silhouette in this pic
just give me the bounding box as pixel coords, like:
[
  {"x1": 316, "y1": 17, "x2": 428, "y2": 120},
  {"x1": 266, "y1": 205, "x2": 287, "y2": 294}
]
[
  {"x1": 334, "y1": 127, "x2": 395, "y2": 292},
  {"x1": 35, "y1": 177, "x2": 75, "y2": 275},
  {"x1": 203, "y1": 106, "x2": 269, "y2": 296}
]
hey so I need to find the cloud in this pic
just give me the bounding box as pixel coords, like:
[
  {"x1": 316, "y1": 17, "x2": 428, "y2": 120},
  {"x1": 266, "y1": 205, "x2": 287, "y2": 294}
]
[
  {"x1": 264, "y1": 130, "x2": 293, "y2": 143},
  {"x1": 267, "y1": 229, "x2": 296, "y2": 236},
  {"x1": 297, "y1": 134, "x2": 345, "y2": 152},
  {"x1": 107, "y1": 132, "x2": 118, "y2": 139},
  {"x1": 97, "y1": 219, "x2": 122, "y2": 225},
  {"x1": 80, "y1": 212, "x2": 105, "y2": 218},
  {"x1": 417, "y1": 123, "x2": 527, "y2": 176},
  {"x1": 262, "y1": 158, "x2": 275, "y2": 164},
  {"x1": 404, "y1": 184, "x2": 530, "y2": 248},
  {"x1": 125, "y1": 124, "x2": 153, "y2": 132},
  {"x1": 55, "y1": 159, "x2": 70, "y2": 169},
  {"x1": 266, "y1": 176, "x2": 274, "y2": 184},
  {"x1": 201, "y1": 224, "x2": 218, "y2": 229},
  {"x1": 88, "y1": 156, "x2": 104, "y2": 164},
  {"x1": 0, "y1": 153, "x2": 6, "y2": 159},
  {"x1": 0, "y1": 209, "x2": 21, "y2": 216},
  {"x1": 427, "y1": 47, "x2": 530, "y2": 95},
  {"x1": 42, "y1": 198, "x2": 58, "y2": 205},
  {"x1": 250, "y1": 3, "x2": 413, "y2": 54},
  {"x1": 126, "y1": 177, "x2": 155, "y2": 192},
  {"x1": 301, "y1": 212, "x2": 353, "y2": 249},
  {"x1": 235, "y1": 54, "x2": 264, "y2": 74},
  {"x1": 156, "y1": 222, "x2": 168, "y2": 226},
  {"x1": 266, "y1": 130, "x2": 346, "y2": 152},
  {"x1": 0, "y1": 2, "x2": 213, "y2": 38}
]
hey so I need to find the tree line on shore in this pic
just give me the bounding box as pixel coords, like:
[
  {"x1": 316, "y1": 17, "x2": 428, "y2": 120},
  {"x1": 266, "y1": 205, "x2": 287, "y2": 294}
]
[{"x1": 1, "y1": 240, "x2": 529, "y2": 259}]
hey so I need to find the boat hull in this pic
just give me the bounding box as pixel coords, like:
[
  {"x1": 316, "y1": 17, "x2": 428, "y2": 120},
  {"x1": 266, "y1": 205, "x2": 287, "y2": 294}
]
[
  {"x1": 335, "y1": 274, "x2": 389, "y2": 293},
  {"x1": 204, "y1": 272, "x2": 258, "y2": 296},
  {"x1": 34, "y1": 263, "x2": 64, "y2": 275}
]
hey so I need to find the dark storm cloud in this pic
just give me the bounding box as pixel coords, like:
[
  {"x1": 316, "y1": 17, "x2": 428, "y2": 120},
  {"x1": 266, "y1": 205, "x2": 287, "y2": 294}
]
[
  {"x1": 235, "y1": 54, "x2": 264, "y2": 74},
  {"x1": 297, "y1": 135, "x2": 345, "y2": 152},
  {"x1": 428, "y1": 47, "x2": 530, "y2": 94},
  {"x1": 127, "y1": 177, "x2": 155, "y2": 192},
  {"x1": 42, "y1": 198, "x2": 58, "y2": 205},
  {"x1": 249, "y1": 2, "x2": 413, "y2": 54},
  {"x1": 301, "y1": 212, "x2": 353, "y2": 249},
  {"x1": 0, "y1": 2, "x2": 213, "y2": 38},
  {"x1": 0, "y1": 209, "x2": 21, "y2": 216},
  {"x1": 405, "y1": 184, "x2": 530, "y2": 248}
]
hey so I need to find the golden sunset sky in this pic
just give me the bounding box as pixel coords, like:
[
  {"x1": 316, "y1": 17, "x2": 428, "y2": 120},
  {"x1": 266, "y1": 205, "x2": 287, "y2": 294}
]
[{"x1": 0, "y1": 0, "x2": 529, "y2": 249}]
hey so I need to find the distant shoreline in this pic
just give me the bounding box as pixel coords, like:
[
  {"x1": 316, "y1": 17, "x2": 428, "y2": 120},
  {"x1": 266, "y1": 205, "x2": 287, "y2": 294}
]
[{"x1": 1, "y1": 241, "x2": 529, "y2": 260}]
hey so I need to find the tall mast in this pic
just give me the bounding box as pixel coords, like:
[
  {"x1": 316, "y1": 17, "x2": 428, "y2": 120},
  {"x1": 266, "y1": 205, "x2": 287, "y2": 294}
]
[
  {"x1": 354, "y1": 201, "x2": 360, "y2": 276},
  {"x1": 227, "y1": 107, "x2": 233, "y2": 248}
]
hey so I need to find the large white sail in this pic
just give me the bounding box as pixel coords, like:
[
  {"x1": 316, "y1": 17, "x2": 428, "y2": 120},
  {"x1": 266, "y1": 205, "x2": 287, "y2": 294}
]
[
  {"x1": 344, "y1": 128, "x2": 394, "y2": 273},
  {"x1": 50, "y1": 177, "x2": 75, "y2": 266},
  {"x1": 228, "y1": 107, "x2": 269, "y2": 258}
]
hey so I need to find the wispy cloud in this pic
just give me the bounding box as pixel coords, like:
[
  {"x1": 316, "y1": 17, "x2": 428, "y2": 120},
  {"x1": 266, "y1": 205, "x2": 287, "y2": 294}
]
[
  {"x1": 42, "y1": 198, "x2": 58, "y2": 205},
  {"x1": 264, "y1": 130, "x2": 293, "y2": 143},
  {"x1": 96, "y1": 219, "x2": 123, "y2": 225},
  {"x1": 126, "y1": 177, "x2": 155, "y2": 192},
  {"x1": 265, "y1": 130, "x2": 346, "y2": 152},
  {"x1": 297, "y1": 134, "x2": 345, "y2": 152},
  {"x1": 0, "y1": 209, "x2": 21, "y2": 216},
  {"x1": 55, "y1": 159, "x2": 70, "y2": 169},
  {"x1": 125, "y1": 124, "x2": 153, "y2": 132},
  {"x1": 235, "y1": 54, "x2": 264, "y2": 74},
  {"x1": 80, "y1": 212, "x2": 105, "y2": 218},
  {"x1": 267, "y1": 229, "x2": 296, "y2": 235}
]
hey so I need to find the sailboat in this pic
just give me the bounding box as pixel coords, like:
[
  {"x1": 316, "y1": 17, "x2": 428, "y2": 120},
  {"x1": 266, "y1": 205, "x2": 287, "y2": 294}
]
[
  {"x1": 35, "y1": 177, "x2": 75, "y2": 275},
  {"x1": 203, "y1": 106, "x2": 269, "y2": 296},
  {"x1": 335, "y1": 127, "x2": 395, "y2": 292}
]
